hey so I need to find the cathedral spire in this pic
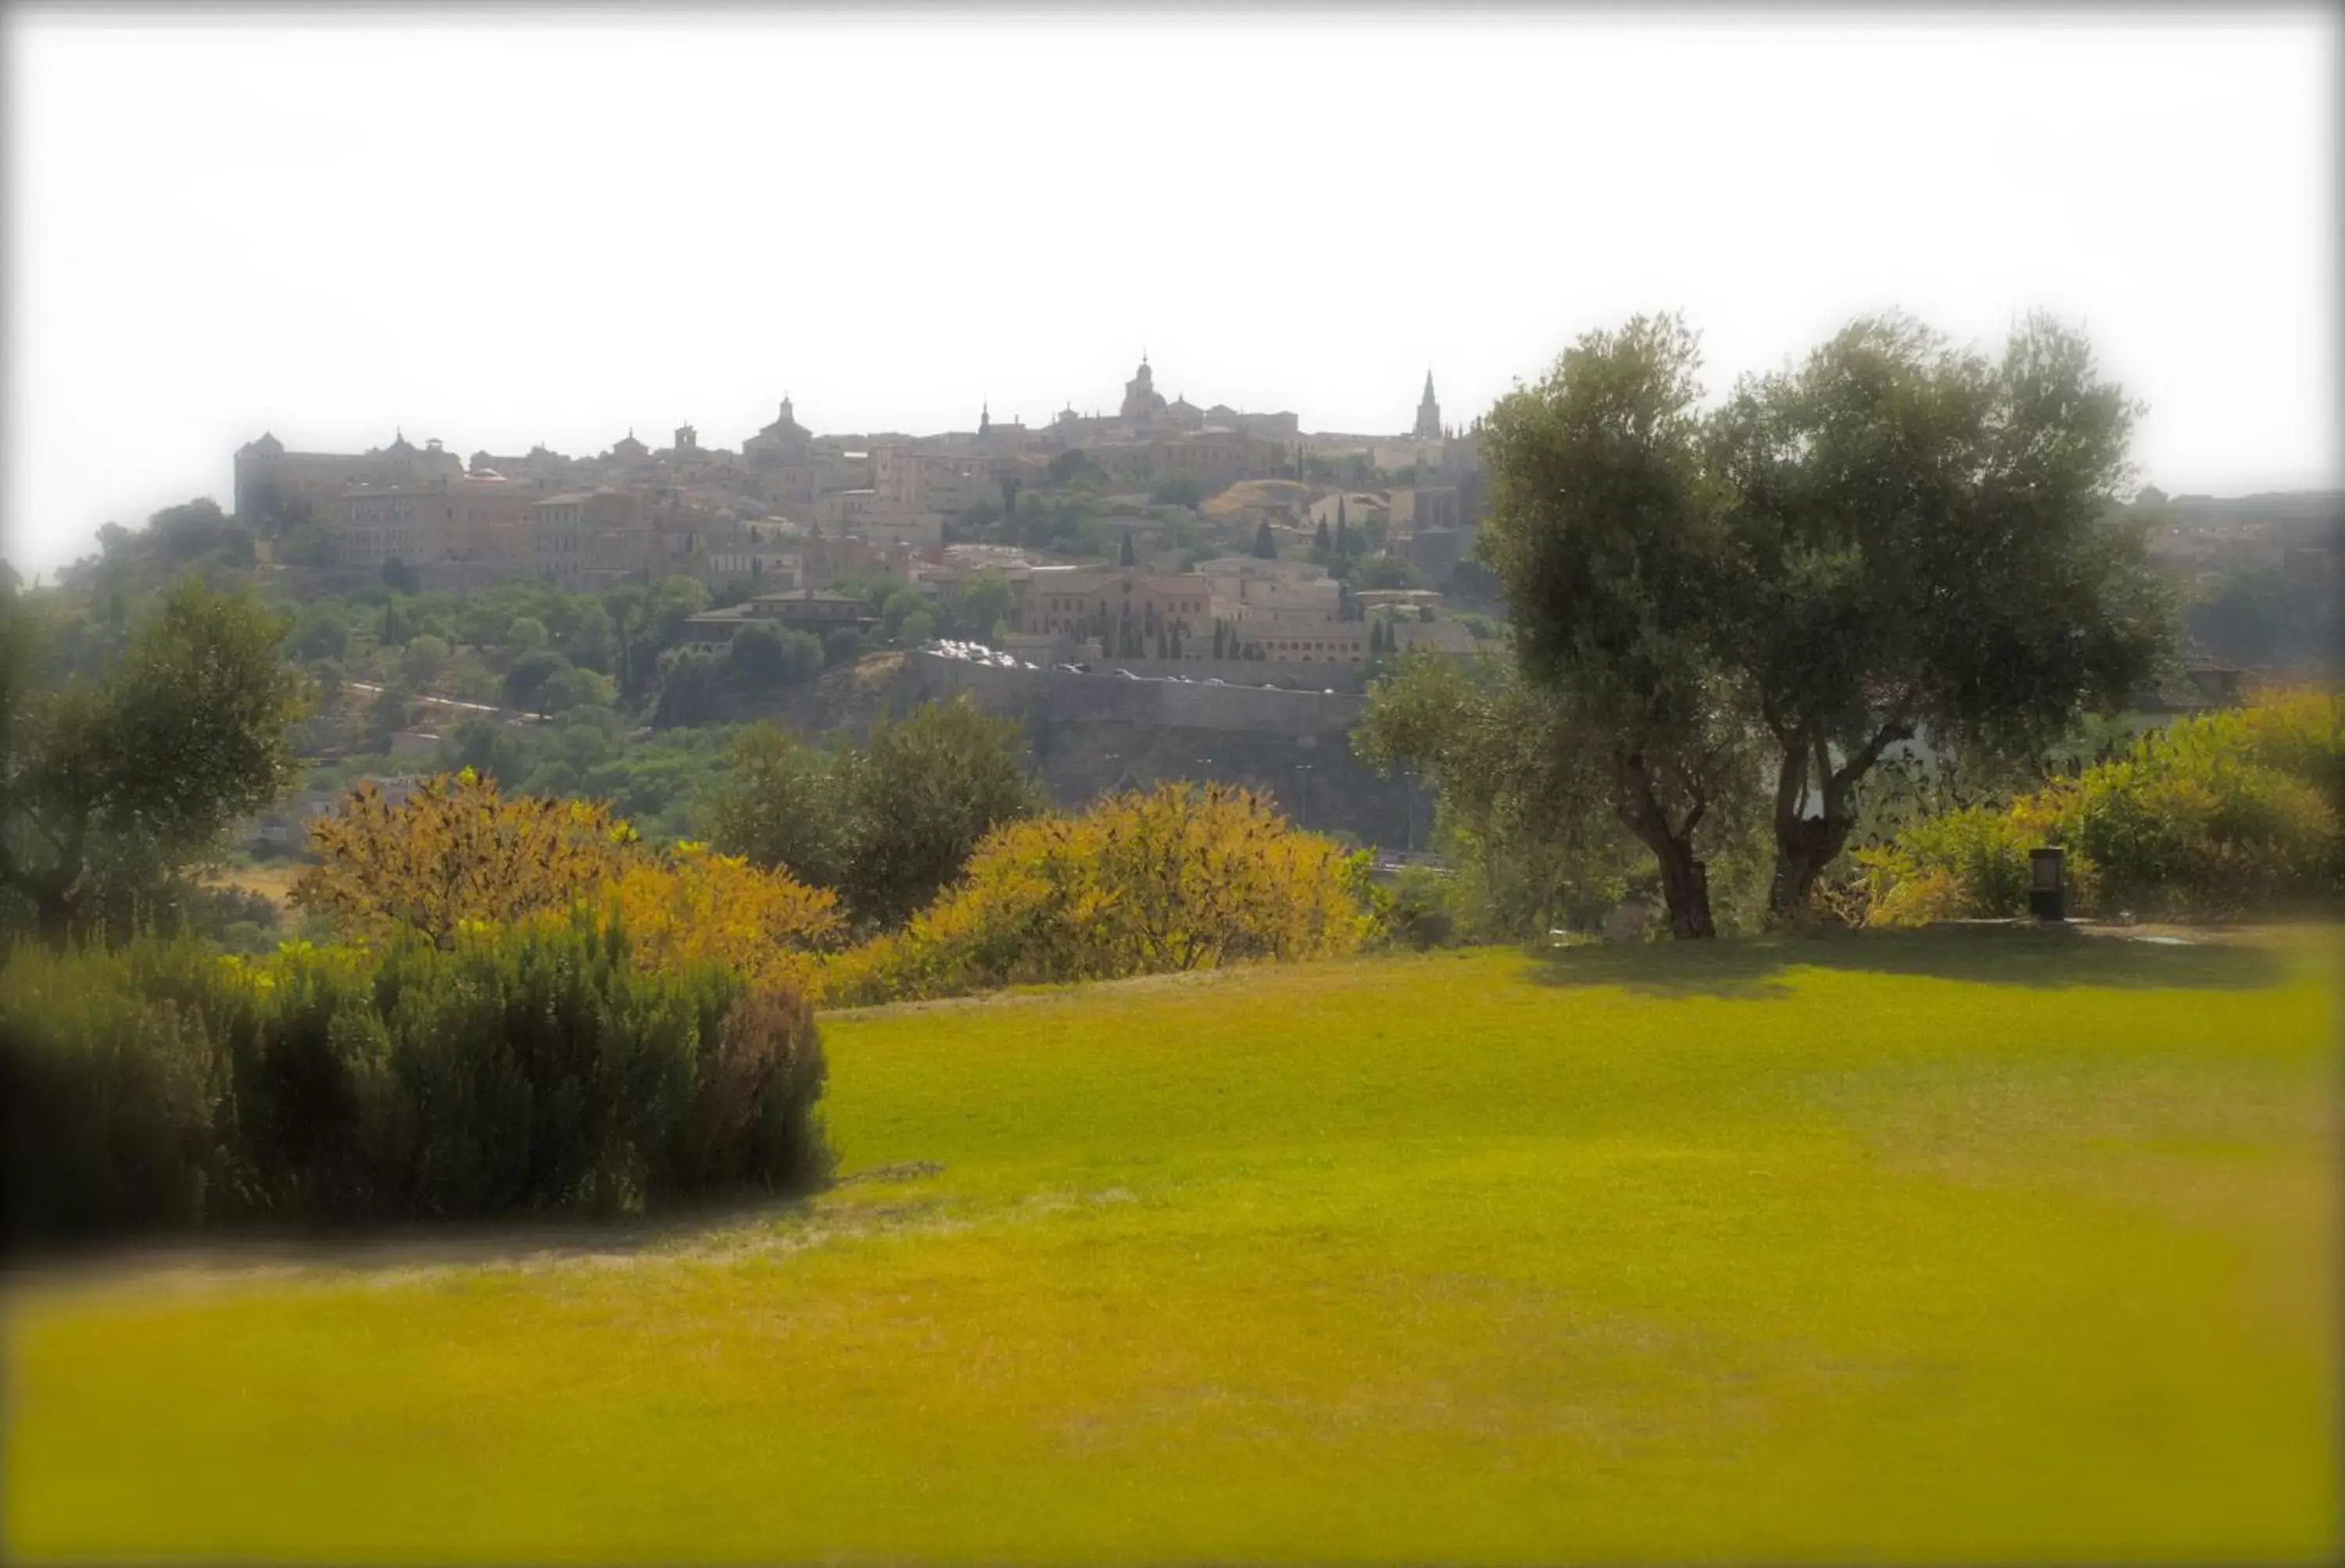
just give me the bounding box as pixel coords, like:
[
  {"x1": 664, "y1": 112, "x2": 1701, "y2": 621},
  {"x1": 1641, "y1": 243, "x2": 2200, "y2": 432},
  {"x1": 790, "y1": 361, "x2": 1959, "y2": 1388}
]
[{"x1": 1412, "y1": 371, "x2": 1443, "y2": 441}]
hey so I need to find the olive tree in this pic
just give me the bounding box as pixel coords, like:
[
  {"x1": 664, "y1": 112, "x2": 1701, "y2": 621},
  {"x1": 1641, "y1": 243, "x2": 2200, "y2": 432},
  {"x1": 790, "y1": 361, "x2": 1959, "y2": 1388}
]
[
  {"x1": 1476, "y1": 315, "x2": 1759, "y2": 937},
  {"x1": 1708, "y1": 313, "x2": 2175, "y2": 918}
]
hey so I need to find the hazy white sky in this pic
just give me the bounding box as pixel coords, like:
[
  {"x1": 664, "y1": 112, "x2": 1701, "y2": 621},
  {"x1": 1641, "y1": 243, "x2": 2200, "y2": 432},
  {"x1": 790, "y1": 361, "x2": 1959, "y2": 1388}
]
[{"x1": 5, "y1": 10, "x2": 2337, "y2": 577}]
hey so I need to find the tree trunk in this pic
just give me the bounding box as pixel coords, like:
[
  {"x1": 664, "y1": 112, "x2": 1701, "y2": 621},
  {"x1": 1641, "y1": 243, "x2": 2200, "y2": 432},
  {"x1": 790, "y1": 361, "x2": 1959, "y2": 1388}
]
[
  {"x1": 1766, "y1": 818, "x2": 1846, "y2": 924},
  {"x1": 3, "y1": 836, "x2": 86, "y2": 951},
  {"x1": 1765, "y1": 711, "x2": 1910, "y2": 925},
  {"x1": 1613, "y1": 752, "x2": 1716, "y2": 940},
  {"x1": 34, "y1": 886, "x2": 76, "y2": 950},
  {"x1": 1656, "y1": 839, "x2": 1715, "y2": 939}
]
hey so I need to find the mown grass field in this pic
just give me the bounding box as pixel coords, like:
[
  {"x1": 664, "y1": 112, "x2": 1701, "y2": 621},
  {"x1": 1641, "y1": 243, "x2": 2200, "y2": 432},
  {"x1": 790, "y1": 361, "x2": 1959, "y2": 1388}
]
[{"x1": 6, "y1": 930, "x2": 2339, "y2": 1563}]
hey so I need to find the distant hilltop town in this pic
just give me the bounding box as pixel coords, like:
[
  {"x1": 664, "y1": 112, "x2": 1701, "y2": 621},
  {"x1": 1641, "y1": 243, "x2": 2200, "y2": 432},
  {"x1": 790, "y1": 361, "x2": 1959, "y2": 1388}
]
[
  {"x1": 229, "y1": 357, "x2": 1491, "y2": 679},
  {"x1": 233, "y1": 356, "x2": 1479, "y2": 590}
]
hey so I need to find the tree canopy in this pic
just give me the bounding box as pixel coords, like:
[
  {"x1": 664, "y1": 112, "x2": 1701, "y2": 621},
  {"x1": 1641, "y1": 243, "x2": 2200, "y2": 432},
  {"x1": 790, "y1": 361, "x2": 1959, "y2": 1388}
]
[
  {"x1": 1355, "y1": 650, "x2": 1643, "y2": 939},
  {"x1": 1474, "y1": 310, "x2": 2175, "y2": 934},
  {"x1": 709, "y1": 697, "x2": 1041, "y2": 931},
  {"x1": 1476, "y1": 314, "x2": 1755, "y2": 936},
  {"x1": 2, "y1": 576, "x2": 308, "y2": 945},
  {"x1": 839, "y1": 698, "x2": 1043, "y2": 929},
  {"x1": 1708, "y1": 312, "x2": 2174, "y2": 916}
]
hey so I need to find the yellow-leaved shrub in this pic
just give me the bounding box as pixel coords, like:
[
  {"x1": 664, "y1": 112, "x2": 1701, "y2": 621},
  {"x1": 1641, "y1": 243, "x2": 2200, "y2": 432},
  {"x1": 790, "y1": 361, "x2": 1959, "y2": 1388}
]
[
  {"x1": 607, "y1": 841, "x2": 846, "y2": 996},
  {"x1": 292, "y1": 769, "x2": 639, "y2": 944},
  {"x1": 294, "y1": 772, "x2": 843, "y2": 993},
  {"x1": 823, "y1": 782, "x2": 1376, "y2": 1005}
]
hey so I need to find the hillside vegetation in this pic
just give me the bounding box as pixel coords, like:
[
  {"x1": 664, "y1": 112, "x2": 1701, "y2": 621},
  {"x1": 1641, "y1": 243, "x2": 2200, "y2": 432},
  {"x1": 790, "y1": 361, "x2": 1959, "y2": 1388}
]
[
  {"x1": 1202, "y1": 478, "x2": 1313, "y2": 518},
  {"x1": 8, "y1": 934, "x2": 2334, "y2": 1563}
]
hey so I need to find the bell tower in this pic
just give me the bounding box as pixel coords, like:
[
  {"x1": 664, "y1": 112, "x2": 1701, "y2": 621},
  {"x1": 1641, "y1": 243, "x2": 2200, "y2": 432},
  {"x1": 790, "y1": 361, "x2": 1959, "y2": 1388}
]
[{"x1": 1121, "y1": 352, "x2": 1166, "y2": 426}]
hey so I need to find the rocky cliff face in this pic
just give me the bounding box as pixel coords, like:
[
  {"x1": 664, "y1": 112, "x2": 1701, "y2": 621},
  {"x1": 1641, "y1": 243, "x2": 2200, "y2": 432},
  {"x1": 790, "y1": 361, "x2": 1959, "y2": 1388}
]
[{"x1": 716, "y1": 653, "x2": 1429, "y2": 847}]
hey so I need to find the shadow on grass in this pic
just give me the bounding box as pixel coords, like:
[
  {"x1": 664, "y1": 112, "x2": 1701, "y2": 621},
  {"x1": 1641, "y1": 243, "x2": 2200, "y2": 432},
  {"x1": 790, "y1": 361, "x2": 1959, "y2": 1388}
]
[
  {"x1": 0, "y1": 1162, "x2": 949, "y2": 1294},
  {"x1": 1528, "y1": 926, "x2": 2297, "y2": 1000}
]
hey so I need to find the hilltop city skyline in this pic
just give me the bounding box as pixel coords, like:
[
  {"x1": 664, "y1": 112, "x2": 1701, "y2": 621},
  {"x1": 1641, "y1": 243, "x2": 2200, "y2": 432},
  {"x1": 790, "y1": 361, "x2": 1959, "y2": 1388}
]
[
  {"x1": 230, "y1": 355, "x2": 1466, "y2": 471},
  {"x1": 10, "y1": 353, "x2": 1478, "y2": 581},
  {"x1": 9, "y1": 16, "x2": 2336, "y2": 577}
]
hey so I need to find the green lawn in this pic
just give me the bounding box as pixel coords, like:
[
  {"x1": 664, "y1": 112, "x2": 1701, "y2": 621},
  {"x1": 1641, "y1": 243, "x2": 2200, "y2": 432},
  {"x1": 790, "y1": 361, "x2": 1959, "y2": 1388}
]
[{"x1": 6, "y1": 931, "x2": 2339, "y2": 1563}]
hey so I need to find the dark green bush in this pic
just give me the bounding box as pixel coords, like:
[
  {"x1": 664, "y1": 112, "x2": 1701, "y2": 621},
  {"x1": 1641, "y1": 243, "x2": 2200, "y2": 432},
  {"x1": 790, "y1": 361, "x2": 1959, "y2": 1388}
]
[
  {"x1": 1380, "y1": 867, "x2": 1458, "y2": 950},
  {"x1": 0, "y1": 911, "x2": 829, "y2": 1253},
  {"x1": 0, "y1": 936, "x2": 225, "y2": 1245}
]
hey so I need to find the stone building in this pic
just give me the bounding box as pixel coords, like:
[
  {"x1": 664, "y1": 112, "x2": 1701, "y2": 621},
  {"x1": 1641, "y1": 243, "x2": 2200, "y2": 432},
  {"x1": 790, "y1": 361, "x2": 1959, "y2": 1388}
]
[
  {"x1": 1119, "y1": 355, "x2": 1168, "y2": 431},
  {"x1": 533, "y1": 490, "x2": 651, "y2": 589},
  {"x1": 334, "y1": 487, "x2": 431, "y2": 571},
  {"x1": 469, "y1": 446, "x2": 582, "y2": 488},
  {"x1": 1205, "y1": 404, "x2": 1302, "y2": 442},
  {"x1": 1388, "y1": 484, "x2": 1462, "y2": 535},
  {"x1": 1405, "y1": 524, "x2": 1474, "y2": 582},
  {"x1": 700, "y1": 520, "x2": 804, "y2": 587},
  {"x1": 743, "y1": 396, "x2": 814, "y2": 467},
  {"x1": 972, "y1": 405, "x2": 1040, "y2": 456},
  {"x1": 799, "y1": 533, "x2": 904, "y2": 586},
  {"x1": 873, "y1": 444, "x2": 997, "y2": 518},
  {"x1": 234, "y1": 430, "x2": 462, "y2": 530},
  {"x1": 1019, "y1": 567, "x2": 1215, "y2": 659},
  {"x1": 335, "y1": 471, "x2": 551, "y2": 570},
  {"x1": 1150, "y1": 429, "x2": 1289, "y2": 489},
  {"x1": 811, "y1": 488, "x2": 943, "y2": 548}
]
